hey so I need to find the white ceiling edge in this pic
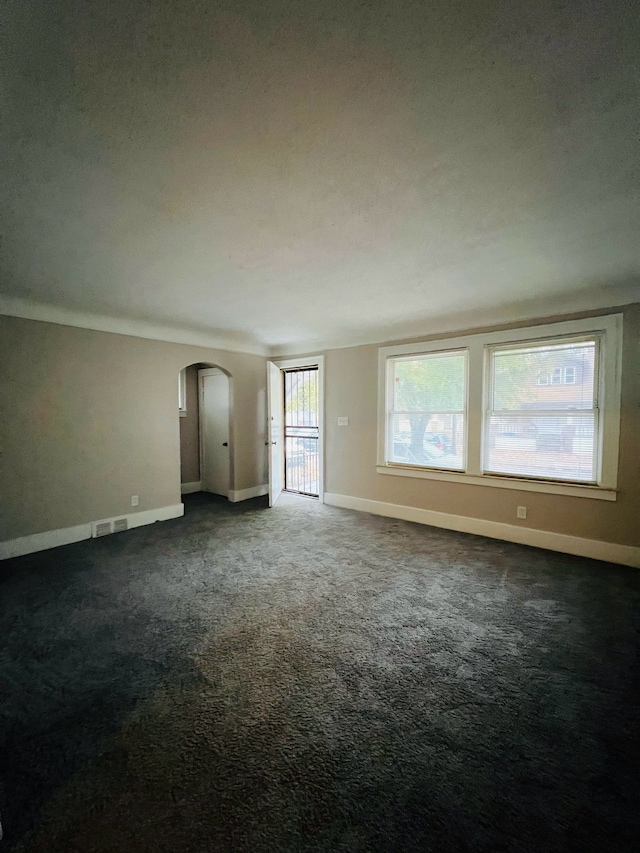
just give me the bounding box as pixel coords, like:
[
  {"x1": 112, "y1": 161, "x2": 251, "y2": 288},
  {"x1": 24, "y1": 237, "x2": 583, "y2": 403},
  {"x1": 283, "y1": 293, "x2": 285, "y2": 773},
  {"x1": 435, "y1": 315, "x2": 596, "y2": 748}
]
[
  {"x1": 0, "y1": 295, "x2": 269, "y2": 356},
  {"x1": 268, "y1": 283, "x2": 640, "y2": 357},
  {"x1": 1, "y1": 280, "x2": 637, "y2": 361}
]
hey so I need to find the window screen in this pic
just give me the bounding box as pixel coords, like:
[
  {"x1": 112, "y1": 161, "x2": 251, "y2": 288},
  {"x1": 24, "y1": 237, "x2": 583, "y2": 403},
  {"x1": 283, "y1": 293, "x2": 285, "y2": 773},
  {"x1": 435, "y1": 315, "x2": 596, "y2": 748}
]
[
  {"x1": 388, "y1": 350, "x2": 467, "y2": 470},
  {"x1": 484, "y1": 338, "x2": 598, "y2": 482}
]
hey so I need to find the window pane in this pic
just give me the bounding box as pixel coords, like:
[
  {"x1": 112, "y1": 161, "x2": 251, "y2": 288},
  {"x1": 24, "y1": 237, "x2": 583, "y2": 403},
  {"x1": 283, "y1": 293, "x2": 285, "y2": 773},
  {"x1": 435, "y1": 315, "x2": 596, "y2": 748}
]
[
  {"x1": 485, "y1": 413, "x2": 596, "y2": 481},
  {"x1": 393, "y1": 353, "x2": 466, "y2": 412},
  {"x1": 487, "y1": 339, "x2": 598, "y2": 483},
  {"x1": 284, "y1": 368, "x2": 318, "y2": 427},
  {"x1": 492, "y1": 341, "x2": 596, "y2": 411},
  {"x1": 389, "y1": 350, "x2": 466, "y2": 470},
  {"x1": 391, "y1": 412, "x2": 465, "y2": 469}
]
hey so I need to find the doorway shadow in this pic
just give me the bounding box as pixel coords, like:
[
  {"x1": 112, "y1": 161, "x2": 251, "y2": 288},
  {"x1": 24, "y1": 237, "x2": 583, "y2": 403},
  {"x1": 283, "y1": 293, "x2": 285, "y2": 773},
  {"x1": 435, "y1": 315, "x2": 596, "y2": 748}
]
[
  {"x1": 182, "y1": 492, "x2": 270, "y2": 517},
  {"x1": 182, "y1": 492, "x2": 227, "y2": 512}
]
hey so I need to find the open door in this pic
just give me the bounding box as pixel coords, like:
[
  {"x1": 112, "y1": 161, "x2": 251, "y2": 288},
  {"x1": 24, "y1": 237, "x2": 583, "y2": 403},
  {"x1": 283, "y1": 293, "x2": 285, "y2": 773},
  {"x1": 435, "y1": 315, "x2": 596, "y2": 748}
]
[
  {"x1": 199, "y1": 369, "x2": 230, "y2": 497},
  {"x1": 267, "y1": 361, "x2": 283, "y2": 506}
]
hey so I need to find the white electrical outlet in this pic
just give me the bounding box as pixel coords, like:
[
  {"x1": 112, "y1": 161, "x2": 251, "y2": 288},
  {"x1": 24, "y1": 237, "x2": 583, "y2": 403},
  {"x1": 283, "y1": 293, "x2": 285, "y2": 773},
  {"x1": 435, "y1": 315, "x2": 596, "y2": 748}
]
[
  {"x1": 517, "y1": 506, "x2": 527, "y2": 519},
  {"x1": 131, "y1": 495, "x2": 139, "y2": 507},
  {"x1": 337, "y1": 417, "x2": 349, "y2": 426}
]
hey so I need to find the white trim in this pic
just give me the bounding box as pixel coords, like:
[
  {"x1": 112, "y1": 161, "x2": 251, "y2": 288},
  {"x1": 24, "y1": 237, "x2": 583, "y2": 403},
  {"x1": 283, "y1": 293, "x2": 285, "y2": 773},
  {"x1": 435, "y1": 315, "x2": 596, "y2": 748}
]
[
  {"x1": 272, "y1": 355, "x2": 325, "y2": 503},
  {"x1": 3, "y1": 292, "x2": 636, "y2": 362},
  {"x1": 324, "y1": 493, "x2": 640, "y2": 568},
  {"x1": 482, "y1": 329, "x2": 618, "y2": 489},
  {"x1": 181, "y1": 481, "x2": 202, "y2": 494},
  {"x1": 266, "y1": 360, "x2": 285, "y2": 506},
  {"x1": 0, "y1": 295, "x2": 268, "y2": 355},
  {"x1": 376, "y1": 465, "x2": 617, "y2": 500},
  {"x1": 178, "y1": 368, "x2": 187, "y2": 414},
  {"x1": 378, "y1": 314, "x2": 623, "y2": 495},
  {"x1": 274, "y1": 356, "x2": 326, "y2": 371},
  {"x1": 0, "y1": 523, "x2": 92, "y2": 559},
  {"x1": 267, "y1": 292, "x2": 639, "y2": 356},
  {"x1": 0, "y1": 504, "x2": 185, "y2": 560},
  {"x1": 228, "y1": 484, "x2": 269, "y2": 503},
  {"x1": 378, "y1": 315, "x2": 622, "y2": 359}
]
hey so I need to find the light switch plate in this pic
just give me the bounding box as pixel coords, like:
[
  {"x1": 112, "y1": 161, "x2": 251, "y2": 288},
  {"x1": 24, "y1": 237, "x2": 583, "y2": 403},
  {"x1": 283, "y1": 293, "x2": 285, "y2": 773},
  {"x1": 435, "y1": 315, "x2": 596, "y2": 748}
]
[{"x1": 337, "y1": 417, "x2": 349, "y2": 426}]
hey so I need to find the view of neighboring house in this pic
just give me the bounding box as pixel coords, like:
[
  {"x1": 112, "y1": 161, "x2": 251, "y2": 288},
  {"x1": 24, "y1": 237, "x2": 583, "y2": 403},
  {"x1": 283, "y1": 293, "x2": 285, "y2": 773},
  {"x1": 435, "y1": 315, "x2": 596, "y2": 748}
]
[
  {"x1": 391, "y1": 338, "x2": 600, "y2": 483},
  {"x1": 488, "y1": 339, "x2": 597, "y2": 481}
]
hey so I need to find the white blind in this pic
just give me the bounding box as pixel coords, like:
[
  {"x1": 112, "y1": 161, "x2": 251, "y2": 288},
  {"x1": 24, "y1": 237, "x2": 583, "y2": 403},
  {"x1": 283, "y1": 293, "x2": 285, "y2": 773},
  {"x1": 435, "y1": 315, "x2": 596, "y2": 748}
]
[
  {"x1": 388, "y1": 350, "x2": 466, "y2": 469},
  {"x1": 485, "y1": 338, "x2": 598, "y2": 482}
]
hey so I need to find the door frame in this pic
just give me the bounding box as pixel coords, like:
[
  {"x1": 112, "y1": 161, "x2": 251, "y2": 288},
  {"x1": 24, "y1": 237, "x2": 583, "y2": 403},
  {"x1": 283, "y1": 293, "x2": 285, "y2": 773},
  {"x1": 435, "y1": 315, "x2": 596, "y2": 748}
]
[
  {"x1": 267, "y1": 361, "x2": 284, "y2": 506},
  {"x1": 198, "y1": 367, "x2": 234, "y2": 498},
  {"x1": 271, "y1": 355, "x2": 325, "y2": 503}
]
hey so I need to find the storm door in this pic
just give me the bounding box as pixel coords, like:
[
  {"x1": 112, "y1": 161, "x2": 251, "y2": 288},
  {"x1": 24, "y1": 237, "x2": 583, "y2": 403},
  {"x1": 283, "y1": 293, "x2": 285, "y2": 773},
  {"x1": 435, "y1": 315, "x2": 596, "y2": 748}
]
[{"x1": 283, "y1": 367, "x2": 319, "y2": 497}]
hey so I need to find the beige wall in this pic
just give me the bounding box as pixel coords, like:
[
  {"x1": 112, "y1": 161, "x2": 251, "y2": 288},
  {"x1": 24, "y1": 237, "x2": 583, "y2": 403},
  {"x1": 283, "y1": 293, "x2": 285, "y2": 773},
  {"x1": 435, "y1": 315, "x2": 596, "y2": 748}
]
[
  {"x1": 2, "y1": 306, "x2": 637, "y2": 551},
  {"x1": 0, "y1": 316, "x2": 268, "y2": 541},
  {"x1": 179, "y1": 365, "x2": 200, "y2": 484},
  {"x1": 320, "y1": 304, "x2": 640, "y2": 548}
]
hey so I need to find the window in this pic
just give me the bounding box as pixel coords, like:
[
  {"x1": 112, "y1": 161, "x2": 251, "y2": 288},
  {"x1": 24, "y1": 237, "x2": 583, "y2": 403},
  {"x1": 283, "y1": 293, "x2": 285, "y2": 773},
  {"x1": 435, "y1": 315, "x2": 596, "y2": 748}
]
[
  {"x1": 537, "y1": 365, "x2": 578, "y2": 386},
  {"x1": 485, "y1": 338, "x2": 598, "y2": 483},
  {"x1": 377, "y1": 314, "x2": 622, "y2": 500},
  {"x1": 387, "y1": 350, "x2": 467, "y2": 470},
  {"x1": 178, "y1": 368, "x2": 187, "y2": 416},
  {"x1": 550, "y1": 366, "x2": 563, "y2": 385}
]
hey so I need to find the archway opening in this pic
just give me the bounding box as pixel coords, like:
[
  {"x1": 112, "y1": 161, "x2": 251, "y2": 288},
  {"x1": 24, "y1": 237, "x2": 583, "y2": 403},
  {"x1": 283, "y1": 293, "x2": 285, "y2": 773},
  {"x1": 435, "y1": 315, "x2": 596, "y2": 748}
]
[{"x1": 178, "y1": 363, "x2": 233, "y2": 509}]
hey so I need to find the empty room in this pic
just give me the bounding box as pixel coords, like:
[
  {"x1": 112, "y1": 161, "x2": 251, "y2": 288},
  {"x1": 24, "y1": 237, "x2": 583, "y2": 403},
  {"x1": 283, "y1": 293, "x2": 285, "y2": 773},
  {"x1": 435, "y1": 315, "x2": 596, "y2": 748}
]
[{"x1": 1, "y1": 0, "x2": 638, "y2": 851}]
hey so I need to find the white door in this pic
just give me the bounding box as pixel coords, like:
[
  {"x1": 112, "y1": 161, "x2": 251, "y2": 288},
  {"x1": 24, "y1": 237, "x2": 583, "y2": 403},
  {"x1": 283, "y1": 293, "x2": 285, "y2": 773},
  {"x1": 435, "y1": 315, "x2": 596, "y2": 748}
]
[
  {"x1": 267, "y1": 361, "x2": 283, "y2": 506},
  {"x1": 199, "y1": 369, "x2": 230, "y2": 497}
]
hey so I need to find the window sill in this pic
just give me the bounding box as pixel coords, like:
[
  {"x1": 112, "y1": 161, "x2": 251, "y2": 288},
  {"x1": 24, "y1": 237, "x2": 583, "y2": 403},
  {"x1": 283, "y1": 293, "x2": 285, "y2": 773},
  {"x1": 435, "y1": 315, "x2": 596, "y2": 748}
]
[{"x1": 376, "y1": 464, "x2": 617, "y2": 501}]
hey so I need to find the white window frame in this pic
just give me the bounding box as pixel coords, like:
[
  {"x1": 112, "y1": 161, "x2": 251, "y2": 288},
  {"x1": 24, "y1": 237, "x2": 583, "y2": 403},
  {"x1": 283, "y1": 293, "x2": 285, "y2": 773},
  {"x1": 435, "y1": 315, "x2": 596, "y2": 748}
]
[
  {"x1": 550, "y1": 366, "x2": 563, "y2": 385},
  {"x1": 386, "y1": 348, "x2": 468, "y2": 471},
  {"x1": 178, "y1": 368, "x2": 187, "y2": 417},
  {"x1": 377, "y1": 314, "x2": 622, "y2": 501},
  {"x1": 484, "y1": 334, "x2": 600, "y2": 483}
]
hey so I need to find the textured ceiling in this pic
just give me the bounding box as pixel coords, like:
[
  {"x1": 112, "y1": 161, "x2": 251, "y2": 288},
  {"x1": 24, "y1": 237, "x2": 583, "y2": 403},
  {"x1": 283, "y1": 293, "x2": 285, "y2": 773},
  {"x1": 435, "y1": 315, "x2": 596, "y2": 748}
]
[{"x1": 1, "y1": 0, "x2": 638, "y2": 351}]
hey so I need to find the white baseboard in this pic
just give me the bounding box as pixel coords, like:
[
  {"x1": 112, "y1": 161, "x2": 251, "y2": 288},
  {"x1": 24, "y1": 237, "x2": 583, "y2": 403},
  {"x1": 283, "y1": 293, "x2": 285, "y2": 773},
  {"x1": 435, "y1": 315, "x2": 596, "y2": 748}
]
[
  {"x1": 181, "y1": 481, "x2": 202, "y2": 494},
  {"x1": 324, "y1": 493, "x2": 640, "y2": 569},
  {"x1": 0, "y1": 504, "x2": 185, "y2": 560},
  {"x1": 124, "y1": 504, "x2": 184, "y2": 530},
  {"x1": 228, "y1": 484, "x2": 269, "y2": 503},
  {"x1": 0, "y1": 523, "x2": 92, "y2": 560}
]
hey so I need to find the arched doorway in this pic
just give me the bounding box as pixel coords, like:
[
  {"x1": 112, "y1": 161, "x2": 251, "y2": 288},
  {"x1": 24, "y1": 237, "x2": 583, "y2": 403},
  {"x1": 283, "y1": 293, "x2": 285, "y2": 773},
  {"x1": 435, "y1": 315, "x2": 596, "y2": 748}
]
[{"x1": 179, "y1": 362, "x2": 233, "y2": 500}]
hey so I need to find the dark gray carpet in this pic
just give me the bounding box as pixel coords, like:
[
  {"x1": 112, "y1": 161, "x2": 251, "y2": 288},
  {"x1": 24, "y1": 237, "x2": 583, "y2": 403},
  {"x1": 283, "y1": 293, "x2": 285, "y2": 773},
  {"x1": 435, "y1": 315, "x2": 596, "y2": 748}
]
[{"x1": 1, "y1": 492, "x2": 638, "y2": 852}]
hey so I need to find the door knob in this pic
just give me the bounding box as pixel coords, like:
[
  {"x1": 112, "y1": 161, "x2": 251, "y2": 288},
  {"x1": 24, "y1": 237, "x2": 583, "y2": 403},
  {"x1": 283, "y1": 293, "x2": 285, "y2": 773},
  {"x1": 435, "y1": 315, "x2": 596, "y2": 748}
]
[{"x1": 222, "y1": 442, "x2": 228, "y2": 446}]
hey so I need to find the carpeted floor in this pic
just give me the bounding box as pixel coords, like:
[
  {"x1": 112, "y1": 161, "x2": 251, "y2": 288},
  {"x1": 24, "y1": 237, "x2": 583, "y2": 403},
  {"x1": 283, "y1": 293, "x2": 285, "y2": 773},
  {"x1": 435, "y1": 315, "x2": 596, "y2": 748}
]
[{"x1": 1, "y1": 492, "x2": 639, "y2": 852}]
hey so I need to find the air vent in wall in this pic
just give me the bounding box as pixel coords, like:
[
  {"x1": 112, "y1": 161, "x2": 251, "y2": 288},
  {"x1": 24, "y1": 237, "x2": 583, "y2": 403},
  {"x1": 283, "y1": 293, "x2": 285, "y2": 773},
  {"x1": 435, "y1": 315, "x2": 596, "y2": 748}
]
[
  {"x1": 93, "y1": 521, "x2": 112, "y2": 538},
  {"x1": 113, "y1": 518, "x2": 128, "y2": 533}
]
